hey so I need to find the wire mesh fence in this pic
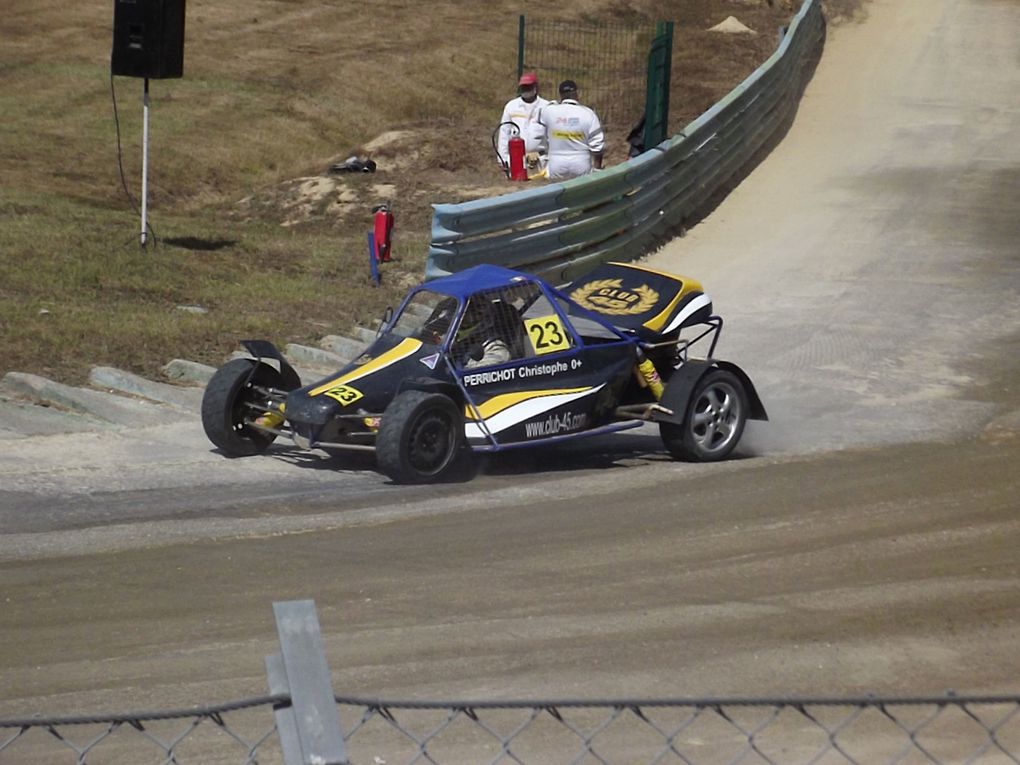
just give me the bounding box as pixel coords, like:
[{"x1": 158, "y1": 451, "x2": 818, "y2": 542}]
[
  {"x1": 0, "y1": 696, "x2": 282, "y2": 765},
  {"x1": 4, "y1": 694, "x2": 1020, "y2": 764},
  {"x1": 520, "y1": 19, "x2": 654, "y2": 135}
]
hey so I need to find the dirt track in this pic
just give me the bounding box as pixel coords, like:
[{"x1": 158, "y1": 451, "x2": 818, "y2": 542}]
[
  {"x1": 3, "y1": 434, "x2": 1019, "y2": 712},
  {"x1": 2, "y1": 0, "x2": 1020, "y2": 741}
]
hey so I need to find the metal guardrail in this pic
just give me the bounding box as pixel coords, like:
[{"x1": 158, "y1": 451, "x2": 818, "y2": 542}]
[
  {"x1": 3, "y1": 602, "x2": 1020, "y2": 764},
  {"x1": 427, "y1": 0, "x2": 825, "y2": 285}
]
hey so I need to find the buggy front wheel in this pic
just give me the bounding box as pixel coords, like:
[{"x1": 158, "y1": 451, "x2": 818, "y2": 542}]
[
  {"x1": 660, "y1": 369, "x2": 748, "y2": 462},
  {"x1": 201, "y1": 358, "x2": 282, "y2": 457},
  {"x1": 376, "y1": 391, "x2": 464, "y2": 484}
]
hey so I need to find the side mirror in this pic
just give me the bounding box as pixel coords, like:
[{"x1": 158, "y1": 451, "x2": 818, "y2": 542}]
[{"x1": 377, "y1": 307, "x2": 393, "y2": 338}]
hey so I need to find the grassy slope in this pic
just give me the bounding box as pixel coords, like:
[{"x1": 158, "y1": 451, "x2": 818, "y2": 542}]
[{"x1": 0, "y1": 0, "x2": 811, "y2": 384}]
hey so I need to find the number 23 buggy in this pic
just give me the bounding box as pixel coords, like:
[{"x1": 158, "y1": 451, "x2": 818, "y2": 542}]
[{"x1": 201, "y1": 262, "x2": 767, "y2": 483}]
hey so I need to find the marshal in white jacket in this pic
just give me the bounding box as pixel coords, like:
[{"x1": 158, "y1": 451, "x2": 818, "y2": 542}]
[
  {"x1": 540, "y1": 99, "x2": 605, "y2": 180},
  {"x1": 496, "y1": 95, "x2": 550, "y2": 165}
]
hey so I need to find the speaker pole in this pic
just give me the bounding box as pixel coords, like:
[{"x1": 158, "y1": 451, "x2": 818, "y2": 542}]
[{"x1": 140, "y1": 77, "x2": 150, "y2": 248}]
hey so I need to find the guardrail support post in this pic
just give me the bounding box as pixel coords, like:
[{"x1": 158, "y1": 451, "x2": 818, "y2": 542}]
[{"x1": 266, "y1": 600, "x2": 348, "y2": 765}]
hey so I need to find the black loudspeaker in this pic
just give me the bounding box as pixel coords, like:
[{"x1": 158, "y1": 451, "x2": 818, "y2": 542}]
[{"x1": 111, "y1": 0, "x2": 186, "y2": 79}]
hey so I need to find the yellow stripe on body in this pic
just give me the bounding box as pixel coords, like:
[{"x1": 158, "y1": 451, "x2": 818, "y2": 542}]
[
  {"x1": 309, "y1": 338, "x2": 423, "y2": 396},
  {"x1": 642, "y1": 287, "x2": 705, "y2": 332},
  {"x1": 464, "y1": 386, "x2": 593, "y2": 421},
  {"x1": 607, "y1": 261, "x2": 701, "y2": 287}
]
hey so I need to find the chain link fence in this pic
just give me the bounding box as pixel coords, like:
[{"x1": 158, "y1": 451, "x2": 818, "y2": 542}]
[
  {"x1": 0, "y1": 696, "x2": 282, "y2": 765},
  {"x1": 519, "y1": 18, "x2": 653, "y2": 135},
  {"x1": 4, "y1": 603, "x2": 1018, "y2": 764},
  {"x1": 4, "y1": 693, "x2": 1020, "y2": 764}
]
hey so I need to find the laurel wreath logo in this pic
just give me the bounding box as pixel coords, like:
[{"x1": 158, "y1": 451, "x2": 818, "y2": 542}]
[{"x1": 570, "y1": 279, "x2": 659, "y2": 316}]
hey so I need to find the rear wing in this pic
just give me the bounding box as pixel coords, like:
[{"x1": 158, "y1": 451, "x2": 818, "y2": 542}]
[{"x1": 564, "y1": 262, "x2": 713, "y2": 342}]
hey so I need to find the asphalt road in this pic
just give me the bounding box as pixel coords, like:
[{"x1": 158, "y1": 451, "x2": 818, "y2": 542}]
[{"x1": 2, "y1": 0, "x2": 1019, "y2": 751}]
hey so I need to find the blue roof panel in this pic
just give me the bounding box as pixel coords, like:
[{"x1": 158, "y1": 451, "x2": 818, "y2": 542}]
[{"x1": 422, "y1": 264, "x2": 537, "y2": 299}]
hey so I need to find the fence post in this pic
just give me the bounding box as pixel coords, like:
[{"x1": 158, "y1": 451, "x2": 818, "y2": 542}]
[
  {"x1": 266, "y1": 600, "x2": 348, "y2": 765},
  {"x1": 643, "y1": 20, "x2": 673, "y2": 151},
  {"x1": 517, "y1": 15, "x2": 526, "y2": 80}
]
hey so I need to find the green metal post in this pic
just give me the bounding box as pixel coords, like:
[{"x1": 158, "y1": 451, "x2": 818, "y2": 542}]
[
  {"x1": 517, "y1": 15, "x2": 525, "y2": 80},
  {"x1": 661, "y1": 21, "x2": 673, "y2": 141},
  {"x1": 643, "y1": 20, "x2": 674, "y2": 152}
]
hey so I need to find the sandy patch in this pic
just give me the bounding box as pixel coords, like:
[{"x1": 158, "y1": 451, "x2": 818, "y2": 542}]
[{"x1": 709, "y1": 16, "x2": 757, "y2": 34}]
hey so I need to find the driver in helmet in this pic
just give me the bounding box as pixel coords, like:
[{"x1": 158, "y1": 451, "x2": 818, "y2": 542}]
[
  {"x1": 454, "y1": 298, "x2": 512, "y2": 369},
  {"x1": 420, "y1": 297, "x2": 458, "y2": 346}
]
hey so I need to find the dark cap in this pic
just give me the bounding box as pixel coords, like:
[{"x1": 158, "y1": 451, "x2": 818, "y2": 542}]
[{"x1": 558, "y1": 79, "x2": 578, "y2": 95}]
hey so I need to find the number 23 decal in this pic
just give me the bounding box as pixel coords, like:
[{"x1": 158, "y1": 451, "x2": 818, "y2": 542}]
[
  {"x1": 525, "y1": 315, "x2": 571, "y2": 355},
  {"x1": 323, "y1": 384, "x2": 363, "y2": 406}
]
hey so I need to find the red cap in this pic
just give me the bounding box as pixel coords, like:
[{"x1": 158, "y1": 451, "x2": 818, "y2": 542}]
[{"x1": 518, "y1": 72, "x2": 538, "y2": 86}]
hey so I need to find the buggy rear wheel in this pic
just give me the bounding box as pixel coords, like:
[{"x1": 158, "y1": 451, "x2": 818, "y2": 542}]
[
  {"x1": 660, "y1": 369, "x2": 748, "y2": 462},
  {"x1": 201, "y1": 358, "x2": 282, "y2": 457},
  {"x1": 376, "y1": 391, "x2": 464, "y2": 484}
]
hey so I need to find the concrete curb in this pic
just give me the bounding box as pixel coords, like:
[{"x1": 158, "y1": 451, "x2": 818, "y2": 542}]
[
  {"x1": 3, "y1": 325, "x2": 377, "y2": 436},
  {"x1": 163, "y1": 359, "x2": 216, "y2": 386},
  {"x1": 0, "y1": 396, "x2": 117, "y2": 438},
  {"x1": 320, "y1": 334, "x2": 364, "y2": 360},
  {"x1": 89, "y1": 367, "x2": 203, "y2": 412},
  {"x1": 350, "y1": 326, "x2": 378, "y2": 344},
  {"x1": 0, "y1": 372, "x2": 182, "y2": 428},
  {"x1": 284, "y1": 343, "x2": 349, "y2": 369}
]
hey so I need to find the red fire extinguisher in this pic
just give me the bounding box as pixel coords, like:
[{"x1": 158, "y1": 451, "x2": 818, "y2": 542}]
[
  {"x1": 371, "y1": 203, "x2": 394, "y2": 262},
  {"x1": 507, "y1": 131, "x2": 527, "y2": 182},
  {"x1": 493, "y1": 121, "x2": 529, "y2": 182}
]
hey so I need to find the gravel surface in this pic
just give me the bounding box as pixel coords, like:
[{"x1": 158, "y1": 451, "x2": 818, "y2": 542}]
[{"x1": 1, "y1": 2, "x2": 1018, "y2": 759}]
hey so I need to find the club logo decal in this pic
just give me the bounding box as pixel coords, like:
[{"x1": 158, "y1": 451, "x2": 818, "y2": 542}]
[{"x1": 569, "y1": 279, "x2": 658, "y2": 316}]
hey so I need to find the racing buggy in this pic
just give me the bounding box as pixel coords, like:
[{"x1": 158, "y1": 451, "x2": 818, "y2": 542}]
[{"x1": 201, "y1": 262, "x2": 767, "y2": 483}]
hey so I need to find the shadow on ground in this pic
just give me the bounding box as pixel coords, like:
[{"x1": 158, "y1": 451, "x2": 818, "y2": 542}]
[
  {"x1": 163, "y1": 236, "x2": 238, "y2": 252},
  {"x1": 247, "y1": 431, "x2": 673, "y2": 484}
]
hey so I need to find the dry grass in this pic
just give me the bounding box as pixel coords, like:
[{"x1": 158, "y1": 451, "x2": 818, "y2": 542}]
[{"x1": 0, "y1": 0, "x2": 833, "y2": 385}]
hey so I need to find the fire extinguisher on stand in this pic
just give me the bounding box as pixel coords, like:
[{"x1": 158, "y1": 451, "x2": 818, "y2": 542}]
[
  {"x1": 371, "y1": 203, "x2": 394, "y2": 263},
  {"x1": 367, "y1": 203, "x2": 394, "y2": 287},
  {"x1": 492, "y1": 121, "x2": 528, "y2": 182}
]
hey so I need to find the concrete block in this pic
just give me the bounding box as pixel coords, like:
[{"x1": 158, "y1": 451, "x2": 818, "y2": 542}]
[
  {"x1": 285, "y1": 343, "x2": 349, "y2": 368},
  {"x1": 350, "y1": 325, "x2": 379, "y2": 344},
  {"x1": 0, "y1": 397, "x2": 115, "y2": 437},
  {"x1": 0, "y1": 372, "x2": 176, "y2": 427},
  {"x1": 318, "y1": 335, "x2": 363, "y2": 361},
  {"x1": 89, "y1": 367, "x2": 203, "y2": 412},
  {"x1": 163, "y1": 359, "x2": 216, "y2": 386}
]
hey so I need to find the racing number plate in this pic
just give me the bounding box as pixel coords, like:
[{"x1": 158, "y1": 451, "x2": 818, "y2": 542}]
[
  {"x1": 322, "y1": 384, "x2": 364, "y2": 406},
  {"x1": 525, "y1": 314, "x2": 570, "y2": 356}
]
